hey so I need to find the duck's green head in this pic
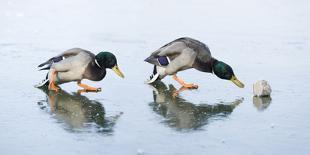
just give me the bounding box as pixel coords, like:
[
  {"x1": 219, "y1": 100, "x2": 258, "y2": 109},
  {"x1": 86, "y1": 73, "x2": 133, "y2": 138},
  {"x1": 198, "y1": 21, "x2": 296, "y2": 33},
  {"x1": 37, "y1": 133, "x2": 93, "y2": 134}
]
[
  {"x1": 213, "y1": 61, "x2": 244, "y2": 88},
  {"x1": 95, "y1": 52, "x2": 124, "y2": 78}
]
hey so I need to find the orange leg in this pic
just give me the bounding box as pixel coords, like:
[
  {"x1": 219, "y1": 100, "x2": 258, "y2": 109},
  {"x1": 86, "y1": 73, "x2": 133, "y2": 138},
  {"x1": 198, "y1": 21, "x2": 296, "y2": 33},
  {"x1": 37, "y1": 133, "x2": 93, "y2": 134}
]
[
  {"x1": 77, "y1": 81, "x2": 101, "y2": 92},
  {"x1": 172, "y1": 74, "x2": 198, "y2": 89},
  {"x1": 48, "y1": 69, "x2": 60, "y2": 92}
]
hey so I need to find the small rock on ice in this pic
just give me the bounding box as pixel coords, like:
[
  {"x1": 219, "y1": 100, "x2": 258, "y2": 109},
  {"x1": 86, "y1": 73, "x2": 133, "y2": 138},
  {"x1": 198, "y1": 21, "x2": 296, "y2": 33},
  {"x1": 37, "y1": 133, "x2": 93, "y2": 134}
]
[{"x1": 253, "y1": 80, "x2": 272, "y2": 97}]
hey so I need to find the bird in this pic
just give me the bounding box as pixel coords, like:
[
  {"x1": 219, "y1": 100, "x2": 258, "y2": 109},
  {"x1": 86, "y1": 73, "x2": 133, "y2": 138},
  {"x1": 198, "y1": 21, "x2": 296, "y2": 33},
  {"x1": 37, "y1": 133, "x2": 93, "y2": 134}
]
[
  {"x1": 36, "y1": 48, "x2": 124, "y2": 91},
  {"x1": 144, "y1": 37, "x2": 244, "y2": 89}
]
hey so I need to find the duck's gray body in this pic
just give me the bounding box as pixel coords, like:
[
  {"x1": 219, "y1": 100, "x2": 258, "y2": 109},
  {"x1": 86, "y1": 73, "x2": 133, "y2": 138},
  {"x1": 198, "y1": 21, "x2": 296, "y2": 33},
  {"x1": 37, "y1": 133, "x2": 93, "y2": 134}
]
[
  {"x1": 38, "y1": 48, "x2": 106, "y2": 85},
  {"x1": 145, "y1": 37, "x2": 214, "y2": 82}
]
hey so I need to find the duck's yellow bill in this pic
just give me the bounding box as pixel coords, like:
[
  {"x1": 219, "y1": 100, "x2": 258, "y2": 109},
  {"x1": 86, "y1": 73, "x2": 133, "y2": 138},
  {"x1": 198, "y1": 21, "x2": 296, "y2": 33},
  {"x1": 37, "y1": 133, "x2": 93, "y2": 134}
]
[
  {"x1": 112, "y1": 65, "x2": 125, "y2": 78},
  {"x1": 230, "y1": 75, "x2": 244, "y2": 88}
]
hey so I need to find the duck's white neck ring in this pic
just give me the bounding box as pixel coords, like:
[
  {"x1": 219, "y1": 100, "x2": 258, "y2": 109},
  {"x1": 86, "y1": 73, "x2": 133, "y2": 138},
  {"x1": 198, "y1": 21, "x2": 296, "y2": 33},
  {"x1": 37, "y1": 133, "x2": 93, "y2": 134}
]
[{"x1": 95, "y1": 59, "x2": 102, "y2": 68}]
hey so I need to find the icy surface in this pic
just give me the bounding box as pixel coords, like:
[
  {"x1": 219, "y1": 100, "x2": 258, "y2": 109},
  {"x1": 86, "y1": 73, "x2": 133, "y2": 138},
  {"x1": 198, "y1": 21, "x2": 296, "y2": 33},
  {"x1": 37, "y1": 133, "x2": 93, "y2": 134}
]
[{"x1": 0, "y1": 0, "x2": 310, "y2": 155}]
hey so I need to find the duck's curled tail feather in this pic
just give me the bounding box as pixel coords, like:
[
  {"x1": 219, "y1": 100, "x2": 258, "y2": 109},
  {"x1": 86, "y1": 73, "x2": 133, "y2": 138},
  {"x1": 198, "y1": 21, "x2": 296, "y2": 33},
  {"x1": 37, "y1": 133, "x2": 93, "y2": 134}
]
[{"x1": 145, "y1": 65, "x2": 168, "y2": 84}]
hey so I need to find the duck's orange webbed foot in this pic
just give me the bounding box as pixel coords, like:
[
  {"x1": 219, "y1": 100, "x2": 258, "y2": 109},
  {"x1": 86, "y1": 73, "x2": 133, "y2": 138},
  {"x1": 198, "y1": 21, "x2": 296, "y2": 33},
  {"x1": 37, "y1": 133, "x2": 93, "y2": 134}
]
[
  {"x1": 172, "y1": 74, "x2": 199, "y2": 89},
  {"x1": 77, "y1": 81, "x2": 101, "y2": 92}
]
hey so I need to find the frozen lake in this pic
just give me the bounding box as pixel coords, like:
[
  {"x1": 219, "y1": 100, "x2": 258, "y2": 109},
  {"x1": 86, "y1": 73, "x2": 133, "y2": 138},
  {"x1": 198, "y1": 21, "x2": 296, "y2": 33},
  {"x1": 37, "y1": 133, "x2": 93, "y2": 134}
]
[{"x1": 1, "y1": 0, "x2": 310, "y2": 154}]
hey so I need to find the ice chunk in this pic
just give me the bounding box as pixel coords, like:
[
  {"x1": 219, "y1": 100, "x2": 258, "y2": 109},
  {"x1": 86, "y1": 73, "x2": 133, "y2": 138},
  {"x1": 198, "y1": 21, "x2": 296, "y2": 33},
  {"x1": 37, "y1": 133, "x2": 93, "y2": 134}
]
[{"x1": 253, "y1": 80, "x2": 272, "y2": 97}]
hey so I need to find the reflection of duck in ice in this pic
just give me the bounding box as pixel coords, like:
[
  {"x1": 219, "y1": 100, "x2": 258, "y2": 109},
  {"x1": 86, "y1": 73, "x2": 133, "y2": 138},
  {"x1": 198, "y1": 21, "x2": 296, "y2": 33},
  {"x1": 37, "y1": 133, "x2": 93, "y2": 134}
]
[
  {"x1": 149, "y1": 81, "x2": 243, "y2": 130},
  {"x1": 37, "y1": 87, "x2": 122, "y2": 133}
]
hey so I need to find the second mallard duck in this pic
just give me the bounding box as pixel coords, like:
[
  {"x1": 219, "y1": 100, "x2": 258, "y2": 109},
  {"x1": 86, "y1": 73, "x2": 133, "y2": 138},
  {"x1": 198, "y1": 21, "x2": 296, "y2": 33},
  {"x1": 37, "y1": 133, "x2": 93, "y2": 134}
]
[
  {"x1": 37, "y1": 48, "x2": 124, "y2": 91},
  {"x1": 145, "y1": 37, "x2": 244, "y2": 89}
]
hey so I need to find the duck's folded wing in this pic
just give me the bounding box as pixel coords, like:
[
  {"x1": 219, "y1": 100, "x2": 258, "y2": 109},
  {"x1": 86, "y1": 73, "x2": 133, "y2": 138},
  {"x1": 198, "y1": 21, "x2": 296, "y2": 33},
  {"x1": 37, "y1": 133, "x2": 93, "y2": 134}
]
[
  {"x1": 165, "y1": 48, "x2": 197, "y2": 75},
  {"x1": 157, "y1": 41, "x2": 187, "y2": 56},
  {"x1": 145, "y1": 41, "x2": 186, "y2": 66},
  {"x1": 38, "y1": 48, "x2": 88, "y2": 71}
]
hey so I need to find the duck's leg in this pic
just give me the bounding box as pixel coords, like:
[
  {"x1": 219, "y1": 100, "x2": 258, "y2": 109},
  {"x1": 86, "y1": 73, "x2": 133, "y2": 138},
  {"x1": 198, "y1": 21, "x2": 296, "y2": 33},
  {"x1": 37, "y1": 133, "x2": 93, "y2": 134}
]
[
  {"x1": 48, "y1": 69, "x2": 60, "y2": 91},
  {"x1": 77, "y1": 81, "x2": 101, "y2": 92},
  {"x1": 172, "y1": 74, "x2": 198, "y2": 89}
]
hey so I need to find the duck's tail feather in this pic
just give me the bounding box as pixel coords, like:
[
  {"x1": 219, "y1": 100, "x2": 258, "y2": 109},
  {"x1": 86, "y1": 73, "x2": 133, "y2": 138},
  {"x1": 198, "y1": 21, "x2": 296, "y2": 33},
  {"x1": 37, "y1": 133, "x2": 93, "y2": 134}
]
[
  {"x1": 38, "y1": 65, "x2": 51, "y2": 71},
  {"x1": 145, "y1": 65, "x2": 166, "y2": 84},
  {"x1": 36, "y1": 55, "x2": 65, "y2": 87},
  {"x1": 35, "y1": 73, "x2": 49, "y2": 88},
  {"x1": 38, "y1": 60, "x2": 51, "y2": 70},
  {"x1": 145, "y1": 56, "x2": 171, "y2": 84},
  {"x1": 38, "y1": 61, "x2": 50, "y2": 68},
  {"x1": 38, "y1": 56, "x2": 65, "y2": 71}
]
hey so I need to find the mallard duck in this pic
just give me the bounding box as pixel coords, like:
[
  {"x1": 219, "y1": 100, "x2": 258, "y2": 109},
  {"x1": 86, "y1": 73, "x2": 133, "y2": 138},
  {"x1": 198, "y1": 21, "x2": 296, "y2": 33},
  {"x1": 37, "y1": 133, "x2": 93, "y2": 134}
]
[
  {"x1": 36, "y1": 48, "x2": 124, "y2": 91},
  {"x1": 145, "y1": 37, "x2": 244, "y2": 88}
]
